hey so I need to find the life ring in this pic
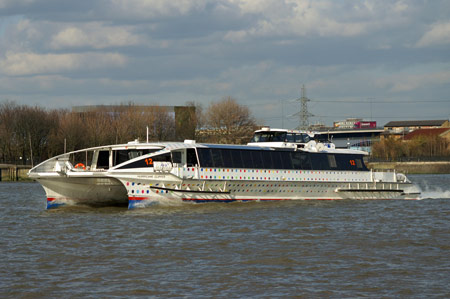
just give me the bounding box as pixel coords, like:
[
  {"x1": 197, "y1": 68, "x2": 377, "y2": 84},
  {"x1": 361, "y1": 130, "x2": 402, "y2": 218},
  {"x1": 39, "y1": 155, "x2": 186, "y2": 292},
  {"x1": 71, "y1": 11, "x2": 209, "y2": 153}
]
[{"x1": 74, "y1": 163, "x2": 86, "y2": 170}]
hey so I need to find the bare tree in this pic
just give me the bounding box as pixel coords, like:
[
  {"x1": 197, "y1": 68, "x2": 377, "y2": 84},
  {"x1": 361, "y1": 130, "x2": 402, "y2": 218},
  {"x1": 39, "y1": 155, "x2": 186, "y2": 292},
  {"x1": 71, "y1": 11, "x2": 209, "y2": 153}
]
[
  {"x1": 204, "y1": 96, "x2": 257, "y2": 144},
  {"x1": 0, "y1": 101, "x2": 19, "y2": 163}
]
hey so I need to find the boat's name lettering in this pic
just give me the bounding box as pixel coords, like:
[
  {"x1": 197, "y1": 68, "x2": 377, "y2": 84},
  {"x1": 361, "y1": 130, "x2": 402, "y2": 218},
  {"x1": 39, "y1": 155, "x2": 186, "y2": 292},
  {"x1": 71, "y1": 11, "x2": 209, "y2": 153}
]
[{"x1": 137, "y1": 175, "x2": 165, "y2": 179}]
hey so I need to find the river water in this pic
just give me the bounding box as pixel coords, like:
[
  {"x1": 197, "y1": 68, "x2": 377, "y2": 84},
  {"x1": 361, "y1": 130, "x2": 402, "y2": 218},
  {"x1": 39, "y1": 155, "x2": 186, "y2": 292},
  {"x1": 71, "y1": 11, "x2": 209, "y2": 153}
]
[{"x1": 1, "y1": 174, "x2": 449, "y2": 298}]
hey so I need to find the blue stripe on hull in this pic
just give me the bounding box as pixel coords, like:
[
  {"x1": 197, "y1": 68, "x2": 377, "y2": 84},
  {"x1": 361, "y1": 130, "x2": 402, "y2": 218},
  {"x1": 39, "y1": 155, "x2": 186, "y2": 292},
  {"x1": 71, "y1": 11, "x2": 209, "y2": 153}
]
[{"x1": 46, "y1": 201, "x2": 65, "y2": 209}]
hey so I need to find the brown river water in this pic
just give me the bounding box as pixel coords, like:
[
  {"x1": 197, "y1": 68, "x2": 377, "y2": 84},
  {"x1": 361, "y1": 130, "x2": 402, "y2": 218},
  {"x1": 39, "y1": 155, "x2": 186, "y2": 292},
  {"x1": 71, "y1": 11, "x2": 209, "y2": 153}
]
[{"x1": 1, "y1": 174, "x2": 449, "y2": 298}]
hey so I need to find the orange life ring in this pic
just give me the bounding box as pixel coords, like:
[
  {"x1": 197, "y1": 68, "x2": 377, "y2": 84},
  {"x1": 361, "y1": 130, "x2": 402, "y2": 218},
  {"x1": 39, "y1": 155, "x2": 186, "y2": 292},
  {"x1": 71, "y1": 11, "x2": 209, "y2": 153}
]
[{"x1": 74, "y1": 163, "x2": 86, "y2": 170}]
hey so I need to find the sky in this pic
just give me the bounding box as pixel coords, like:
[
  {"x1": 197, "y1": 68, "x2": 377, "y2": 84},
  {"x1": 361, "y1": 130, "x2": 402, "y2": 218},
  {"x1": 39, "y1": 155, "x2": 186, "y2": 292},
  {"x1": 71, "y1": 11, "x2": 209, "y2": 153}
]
[{"x1": 1, "y1": 0, "x2": 450, "y2": 129}]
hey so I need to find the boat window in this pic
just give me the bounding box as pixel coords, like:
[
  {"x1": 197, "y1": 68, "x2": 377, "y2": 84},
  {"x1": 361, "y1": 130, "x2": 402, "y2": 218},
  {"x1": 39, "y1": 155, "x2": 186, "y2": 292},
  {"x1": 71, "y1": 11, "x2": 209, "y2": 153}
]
[
  {"x1": 250, "y1": 132, "x2": 286, "y2": 142},
  {"x1": 290, "y1": 152, "x2": 312, "y2": 170},
  {"x1": 356, "y1": 158, "x2": 363, "y2": 169},
  {"x1": 300, "y1": 153, "x2": 312, "y2": 170},
  {"x1": 279, "y1": 151, "x2": 293, "y2": 169},
  {"x1": 172, "y1": 151, "x2": 182, "y2": 164},
  {"x1": 286, "y1": 133, "x2": 295, "y2": 142},
  {"x1": 114, "y1": 150, "x2": 129, "y2": 165},
  {"x1": 328, "y1": 155, "x2": 337, "y2": 168},
  {"x1": 116, "y1": 151, "x2": 171, "y2": 169},
  {"x1": 153, "y1": 153, "x2": 171, "y2": 162},
  {"x1": 241, "y1": 150, "x2": 253, "y2": 168},
  {"x1": 197, "y1": 148, "x2": 213, "y2": 167},
  {"x1": 310, "y1": 154, "x2": 329, "y2": 170},
  {"x1": 290, "y1": 152, "x2": 302, "y2": 169},
  {"x1": 186, "y1": 148, "x2": 198, "y2": 167},
  {"x1": 231, "y1": 150, "x2": 243, "y2": 168},
  {"x1": 70, "y1": 151, "x2": 93, "y2": 169},
  {"x1": 294, "y1": 134, "x2": 304, "y2": 143},
  {"x1": 251, "y1": 151, "x2": 264, "y2": 168},
  {"x1": 271, "y1": 151, "x2": 282, "y2": 167},
  {"x1": 113, "y1": 149, "x2": 158, "y2": 166},
  {"x1": 211, "y1": 149, "x2": 223, "y2": 168},
  {"x1": 97, "y1": 150, "x2": 110, "y2": 169},
  {"x1": 261, "y1": 151, "x2": 274, "y2": 169},
  {"x1": 333, "y1": 154, "x2": 368, "y2": 171},
  {"x1": 196, "y1": 148, "x2": 368, "y2": 171},
  {"x1": 272, "y1": 132, "x2": 286, "y2": 142},
  {"x1": 221, "y1": 150, "x2": 233, "y2": 168}
]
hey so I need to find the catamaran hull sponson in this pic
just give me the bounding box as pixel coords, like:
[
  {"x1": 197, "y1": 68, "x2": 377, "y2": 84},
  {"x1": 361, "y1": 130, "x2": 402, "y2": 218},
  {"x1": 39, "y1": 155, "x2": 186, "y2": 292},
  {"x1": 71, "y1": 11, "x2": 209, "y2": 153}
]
[
  {"x1": 38, "y1": 177, "x2": 128, "y2": 208},
  {"x1": 117, "y1": 173, "x2": 420, "y2": 209}
]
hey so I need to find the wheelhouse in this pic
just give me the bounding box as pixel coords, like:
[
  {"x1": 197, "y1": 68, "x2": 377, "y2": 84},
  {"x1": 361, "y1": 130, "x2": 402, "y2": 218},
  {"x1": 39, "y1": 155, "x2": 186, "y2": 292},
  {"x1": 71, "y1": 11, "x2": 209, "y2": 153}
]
[
  {"x1": 29, "y1": 143, "x2": 164, "y2": 175},
  {"x1": 250, "y1": 130, "x2": 314, "y2": 143}
]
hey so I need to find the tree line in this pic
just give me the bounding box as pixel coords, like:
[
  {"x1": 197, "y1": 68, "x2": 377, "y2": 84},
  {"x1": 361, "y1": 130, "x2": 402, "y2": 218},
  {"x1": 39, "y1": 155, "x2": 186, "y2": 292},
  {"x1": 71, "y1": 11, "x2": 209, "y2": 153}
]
[
  {"x1": 0, "y1": 97, "x2": 257, "y2": 165},
  {"x1": 371, "y1": 135, "x2": 450, "y2": 161},
  {"x1": 4, "y1": 95, "x2": 446, "y2": 166}
]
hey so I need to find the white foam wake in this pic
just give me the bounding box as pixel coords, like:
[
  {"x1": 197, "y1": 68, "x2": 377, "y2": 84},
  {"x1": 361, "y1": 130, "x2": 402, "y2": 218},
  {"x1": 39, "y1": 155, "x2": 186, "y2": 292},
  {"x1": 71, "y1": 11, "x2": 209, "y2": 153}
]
[{"x1": 419, "y1": 187, "x2": 450, "y2": 199}]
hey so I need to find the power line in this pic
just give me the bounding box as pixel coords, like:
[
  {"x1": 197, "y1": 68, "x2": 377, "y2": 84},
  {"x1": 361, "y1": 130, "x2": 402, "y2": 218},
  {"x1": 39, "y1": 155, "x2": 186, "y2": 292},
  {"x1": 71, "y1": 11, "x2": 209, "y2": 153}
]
[
  {"x1": 263, "y1": 114, "x2": 449, "y2": 120},
  {"x1": 247, "y1": 99, "x2": 449, "y2": 107},
  {"x1": 308, "y1": 99, "x2": 449, "y2": 103}
]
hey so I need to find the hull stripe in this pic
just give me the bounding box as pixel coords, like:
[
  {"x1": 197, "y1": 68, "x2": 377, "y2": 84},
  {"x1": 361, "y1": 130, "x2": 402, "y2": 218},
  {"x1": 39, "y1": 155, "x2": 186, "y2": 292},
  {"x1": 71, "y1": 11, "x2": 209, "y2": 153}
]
[{"x1": 129, "y1": 196, "x2": 148, "y2": 201}]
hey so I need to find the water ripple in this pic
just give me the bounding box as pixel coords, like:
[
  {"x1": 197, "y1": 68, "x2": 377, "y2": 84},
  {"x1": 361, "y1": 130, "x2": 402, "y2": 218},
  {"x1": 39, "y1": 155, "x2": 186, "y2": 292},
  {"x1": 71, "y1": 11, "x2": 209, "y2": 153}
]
[{"x1": 1, "y1": 175, "x2": 449, "y2": 298}]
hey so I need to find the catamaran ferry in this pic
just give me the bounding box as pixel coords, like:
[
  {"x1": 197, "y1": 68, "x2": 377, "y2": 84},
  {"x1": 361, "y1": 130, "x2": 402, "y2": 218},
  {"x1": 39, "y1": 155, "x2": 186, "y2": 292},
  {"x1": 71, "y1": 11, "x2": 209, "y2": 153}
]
[{"x1": 28, "y1": 128, "x2": 421, "y2": 209}]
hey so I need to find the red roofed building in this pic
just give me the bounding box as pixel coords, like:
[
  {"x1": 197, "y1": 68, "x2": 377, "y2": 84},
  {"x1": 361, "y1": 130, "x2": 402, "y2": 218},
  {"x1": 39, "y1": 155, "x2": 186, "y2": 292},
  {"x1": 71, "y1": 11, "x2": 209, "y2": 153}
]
[
  {"x1": 404, "y1": 128, "x2": 450, "y2": 141},
  {"x1": 404, "y1": 128, "x2": 450, "y2": 154}
]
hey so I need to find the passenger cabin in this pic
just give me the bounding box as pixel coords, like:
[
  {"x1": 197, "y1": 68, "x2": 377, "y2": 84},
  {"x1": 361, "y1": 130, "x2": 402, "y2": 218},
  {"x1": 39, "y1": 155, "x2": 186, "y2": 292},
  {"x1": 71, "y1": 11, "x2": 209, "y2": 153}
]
[{"x1": 117, "y1": 144, "x2": 368, "y2": 172}]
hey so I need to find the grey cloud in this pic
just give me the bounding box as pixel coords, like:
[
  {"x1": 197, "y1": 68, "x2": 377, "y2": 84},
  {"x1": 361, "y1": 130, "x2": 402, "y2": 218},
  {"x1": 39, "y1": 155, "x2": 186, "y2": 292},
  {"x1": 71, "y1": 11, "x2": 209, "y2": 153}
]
[{"x1": 0, "y1": 0, "x2": 449, "y2": 128}]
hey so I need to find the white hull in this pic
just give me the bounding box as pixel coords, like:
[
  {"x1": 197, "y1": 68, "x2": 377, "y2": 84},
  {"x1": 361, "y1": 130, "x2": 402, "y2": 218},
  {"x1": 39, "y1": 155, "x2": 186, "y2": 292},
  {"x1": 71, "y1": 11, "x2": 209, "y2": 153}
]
[
  {"x1": 113, "y1": 169, "x2": 421, "y2": 208},
  {"x1": 37, "y1": 177, "x2": 128, "y2": 208}
]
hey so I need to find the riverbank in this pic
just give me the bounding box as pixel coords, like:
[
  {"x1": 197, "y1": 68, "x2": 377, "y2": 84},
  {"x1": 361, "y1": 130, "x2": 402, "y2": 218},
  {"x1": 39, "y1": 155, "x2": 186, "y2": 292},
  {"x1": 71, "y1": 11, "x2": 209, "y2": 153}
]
[
  {"x1": 0, "y1": 165, "x2": 32, "y2": 181},
  {"x1": 367, "y1": 161, "x2": 450, "y2": 174}
]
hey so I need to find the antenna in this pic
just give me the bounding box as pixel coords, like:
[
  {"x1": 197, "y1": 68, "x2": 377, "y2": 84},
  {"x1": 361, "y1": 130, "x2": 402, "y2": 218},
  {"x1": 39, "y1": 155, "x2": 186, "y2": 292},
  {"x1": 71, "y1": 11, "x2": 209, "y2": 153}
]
[{"x1": 296, "y1": 84, "x2": 314, "y2": 130}]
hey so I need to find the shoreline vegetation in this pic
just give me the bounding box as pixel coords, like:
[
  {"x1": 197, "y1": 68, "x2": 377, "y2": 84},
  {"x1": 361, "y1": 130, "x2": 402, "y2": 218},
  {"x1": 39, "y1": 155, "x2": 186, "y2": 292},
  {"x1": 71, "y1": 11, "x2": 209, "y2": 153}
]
[
  {"x1": 1, "y1": 99, "x2": 449, "y2": 181},
  {"x1": 367, "y1": 161, "x2": 450, "y2": 174}
]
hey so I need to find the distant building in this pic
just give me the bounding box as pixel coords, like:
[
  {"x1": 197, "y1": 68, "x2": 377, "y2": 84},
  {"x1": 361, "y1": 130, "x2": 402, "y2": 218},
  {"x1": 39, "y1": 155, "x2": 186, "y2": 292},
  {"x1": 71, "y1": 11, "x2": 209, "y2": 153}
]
[
  {"x1": 383, "y1": 119, "x2": 450, "y2": 139},
  {"x1": 333, "y1": 118, "x2": 362, "y2": 129},
  {"x1": 354, "y1": 121, "x2": 376, "y2": 129},
  {"x1": 309, "y1": 122, "x2": 328, "y2": 130},
  {"x1": 404, "y1": 128, "x2": 450, "y2": 142},
  {"x1": 333, "y1": 118, "x2": 376, "y2": 129}
]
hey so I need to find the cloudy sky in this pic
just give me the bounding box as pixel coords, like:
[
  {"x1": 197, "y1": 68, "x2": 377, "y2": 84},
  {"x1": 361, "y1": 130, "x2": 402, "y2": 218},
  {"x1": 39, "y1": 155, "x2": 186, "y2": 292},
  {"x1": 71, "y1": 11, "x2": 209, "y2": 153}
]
[{"x1": 1, "y1": 0, "x2": 449, "y2": 128}]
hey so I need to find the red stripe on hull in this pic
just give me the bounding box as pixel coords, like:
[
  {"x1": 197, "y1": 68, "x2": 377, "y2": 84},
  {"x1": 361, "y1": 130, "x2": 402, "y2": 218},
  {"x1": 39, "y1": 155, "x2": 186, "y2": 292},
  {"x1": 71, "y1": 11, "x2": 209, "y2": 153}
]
[
  {"x1": 128, "y1": 196, "x2": 149, "y2": 201},
  {"x1": 181, "y1": 198, "x2": 339, "y2": 201}
]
